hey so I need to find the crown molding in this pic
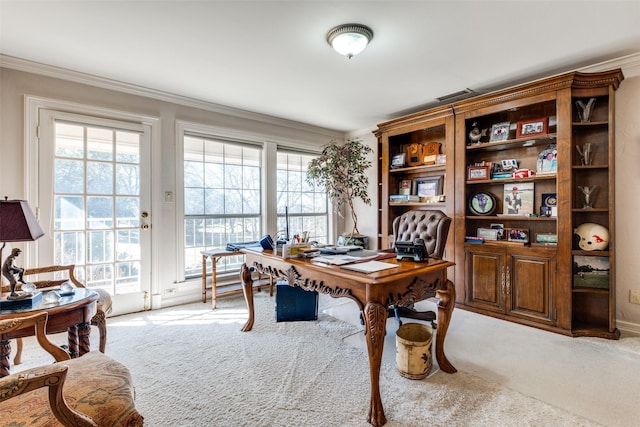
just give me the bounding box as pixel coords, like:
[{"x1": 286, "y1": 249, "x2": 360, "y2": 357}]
[
  {"x1": 579, "y1": 52, "x2": 640, "y2": 78},
  {"x1": 0, "y1": 54, "x2": 343, "y2": 139}
]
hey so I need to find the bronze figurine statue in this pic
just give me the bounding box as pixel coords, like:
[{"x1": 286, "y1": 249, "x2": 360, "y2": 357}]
[{"x1": 2, "y1": 247, "x2": 28, "y2": 300}]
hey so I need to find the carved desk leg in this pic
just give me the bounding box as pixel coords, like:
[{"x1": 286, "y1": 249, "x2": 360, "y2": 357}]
[
  {"x1": 435, "y1": 279, "x2": 457, "y2": 374},
  {"x1": 240, "y1": 263, "x2": 255, "y2": 332},
  {"x1": 362, "y1": 301, "x2": 388, "y2": 427}
]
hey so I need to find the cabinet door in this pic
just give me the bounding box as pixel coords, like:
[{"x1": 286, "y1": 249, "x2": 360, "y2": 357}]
[
  {"x1": 507, "y1": 251, "x2": 555, "y2": 325},
  {"x1": 465, "y1": 246, "x2": 505, "y2": 313}
]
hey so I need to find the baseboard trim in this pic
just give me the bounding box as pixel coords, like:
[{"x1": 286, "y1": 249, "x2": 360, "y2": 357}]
[{"x1": 616, "y1": 320, "x2": 640, "y2": 337}]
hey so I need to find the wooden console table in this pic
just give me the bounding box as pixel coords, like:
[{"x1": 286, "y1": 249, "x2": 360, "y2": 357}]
[{"x1": 239, "y1": 249, "x2": 456, "y2": 426}]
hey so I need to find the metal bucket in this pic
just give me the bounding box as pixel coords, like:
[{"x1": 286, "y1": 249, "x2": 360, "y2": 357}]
[{"x1": 395, "y1": 323, "x2": 433, "y2": 380}]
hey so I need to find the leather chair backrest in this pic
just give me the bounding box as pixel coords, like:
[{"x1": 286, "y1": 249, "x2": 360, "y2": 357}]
[{"x1": 392, "y1": 210, "x2": 451, "y2": 259}]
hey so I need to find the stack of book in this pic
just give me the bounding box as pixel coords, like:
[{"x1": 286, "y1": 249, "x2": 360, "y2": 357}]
[{"x1": 390, "y1": 194, "x2": 420, "y2": 203}]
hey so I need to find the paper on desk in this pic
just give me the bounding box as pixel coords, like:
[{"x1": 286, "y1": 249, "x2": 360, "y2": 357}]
[
  {"x1": 341, "y1": 260, "x2": 399, "y2": 273},
  {"x1": 312, "y1": 255, "x2": 360, "y2": 265}
]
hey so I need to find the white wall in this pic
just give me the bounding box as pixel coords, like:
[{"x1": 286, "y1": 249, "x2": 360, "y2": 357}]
[
  {"x1": 0, "y1": 63, "x2": 344, "y2": 310},
  {"x1": 613, "y1": 73, "x2": 640, "y2": 334}
]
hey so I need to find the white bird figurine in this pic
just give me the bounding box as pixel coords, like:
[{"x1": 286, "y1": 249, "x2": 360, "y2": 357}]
[{"x1": 576, "y1": 98, "x2": 596, "y2": 123}]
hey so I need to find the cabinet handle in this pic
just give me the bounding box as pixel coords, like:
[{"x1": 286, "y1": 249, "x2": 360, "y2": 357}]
[{"x1": 505, "y1": 265, "x2": 511, "y2": 295}]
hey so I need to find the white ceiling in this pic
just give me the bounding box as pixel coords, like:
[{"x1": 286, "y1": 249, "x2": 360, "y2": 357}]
[{"x1": 1, "y1": 1, "x2": 639, "y2": 132}]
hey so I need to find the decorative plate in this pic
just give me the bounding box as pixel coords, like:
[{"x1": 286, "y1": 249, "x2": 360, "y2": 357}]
[{"x1": 469, "y1": 192, "x2": 496, "y2": 216}]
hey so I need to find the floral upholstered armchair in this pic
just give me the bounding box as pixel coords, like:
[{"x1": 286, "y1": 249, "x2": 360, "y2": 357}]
[{"x1": 0, "y1": 312, "x2": 143, "y2": 426}]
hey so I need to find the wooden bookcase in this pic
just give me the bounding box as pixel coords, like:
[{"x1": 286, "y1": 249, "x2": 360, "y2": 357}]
[
  {"x1": 375, "y1": 69, "x2": 623, "y2": 338},
  {"x1": 454, "y1": 69, "x2": 622, "y2": 338},
  {"x1": 374, "y1": 106, "x2": 456, "y2": 281}
]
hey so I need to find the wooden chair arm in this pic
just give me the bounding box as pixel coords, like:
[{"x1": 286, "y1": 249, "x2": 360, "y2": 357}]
[
  {"x1": 0, "y1": 312, "x2": 70, "y2": 362},
  {"x1": 23, "y1": 264, "x2": 86, "y2": 288},
  {"x1": 0, "y1": 364, "x2": 97, "y2": 427}
]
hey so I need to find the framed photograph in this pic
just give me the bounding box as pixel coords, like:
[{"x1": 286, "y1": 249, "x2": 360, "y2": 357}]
[
  {"x1": 516, "y1": 117, "x2": 549, "y2": 139},
  {"x1": 506, "y1": 228, "x2": 529, "y2": 243},
  {"x1": 489, "y1": 121, "x2": 510, "y2": 142},
  {"x1": 399, "y1": 179, "x2": 412, "y2": 195},
  {"x1": 391, "y1": 153, "x2": 406, "y2": 169},
  {"x1": 503, "y1": 182, "x2": 534, "y2": 215},
  {"x1": 477, "y1": 227, "x2": 499, "y2": 241},
  {"x1": 490, "y1": 223, "x2": 505, "y2": 240},
  {"x1": 536, "y1": 143, "x2": 557, "y2": 175},
  {"x1": 413, "y1": 175, "x2": 443, "y2": 197},
  {"x1": 467, "y1": 165, "x2": 490, "y2": 181},
  {"x1": 435, "y1": 154, "x2": 447, "y2": 164},
  {"x1": 468, "y1": 191, "x2": 496, "y2": 216},
  {"x1": 541, "y1": 192, "x2": 557, "y2": 217},
  {"x1": 573, "y1": 255, "x2": 609, "y2": 289}
]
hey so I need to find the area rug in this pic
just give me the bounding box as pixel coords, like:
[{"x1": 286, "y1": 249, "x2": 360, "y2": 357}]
[{"x1": 14, "y1": 292, "x2": 601, "y2": 426}]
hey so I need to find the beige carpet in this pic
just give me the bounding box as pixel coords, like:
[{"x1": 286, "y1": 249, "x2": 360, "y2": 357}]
[{"x1": 15, "y1": 292, "x2": 602, "y2": 426}]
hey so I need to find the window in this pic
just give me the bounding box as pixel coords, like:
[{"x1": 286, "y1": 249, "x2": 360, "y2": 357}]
[
  {"x1": 276, "y1": 152, "x2": 328, "y2": 244},
  {"x1": 183, "y1": 135, "x2": 262, "y2": 277}
]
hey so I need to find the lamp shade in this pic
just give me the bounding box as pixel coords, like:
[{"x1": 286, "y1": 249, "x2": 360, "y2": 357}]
[
  {"x1": 327, "y1": 24, "x2": 373, "y2": 59},
  {"x1": 0, "y1": 199, "x2": 44, "y2": 242}
]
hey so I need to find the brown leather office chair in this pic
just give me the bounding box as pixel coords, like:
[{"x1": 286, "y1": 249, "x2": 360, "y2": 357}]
[
  {"x1": 0, "y1": 312, "x2": 143, "y2": 426},
  {"x1": 2, "y1": 264, "x2": 112, "y2": 365},
  {"x1": 390, "y1": 209, "x2": 452, "y2": 326}
]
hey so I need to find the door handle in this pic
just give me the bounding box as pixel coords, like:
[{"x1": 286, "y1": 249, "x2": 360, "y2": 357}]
[{"x1": 505, "y1": 265, "x2": 511, "y2": 295}]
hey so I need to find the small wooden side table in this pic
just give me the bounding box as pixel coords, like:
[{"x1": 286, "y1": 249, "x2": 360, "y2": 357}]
[
  {"x1": 201, "y1": 250, "x2": 237, "y2": 309},
  {"x1": 201, "y1": 249, "x2": 274, "y2": 309}
]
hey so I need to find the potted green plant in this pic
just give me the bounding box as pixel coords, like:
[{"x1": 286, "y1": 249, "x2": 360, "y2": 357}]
[{"x1": 306, "y1": 138, "x2": 373, "y2": 247}]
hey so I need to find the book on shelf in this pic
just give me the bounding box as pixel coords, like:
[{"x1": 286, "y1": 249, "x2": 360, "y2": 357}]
[{"x1": 389, "y1": 194, "x2": 420, "y2": 203}]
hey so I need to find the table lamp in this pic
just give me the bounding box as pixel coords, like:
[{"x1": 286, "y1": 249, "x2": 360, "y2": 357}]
[{"x1": 0, "y1": 198, "x2": 45, "y2": 303}]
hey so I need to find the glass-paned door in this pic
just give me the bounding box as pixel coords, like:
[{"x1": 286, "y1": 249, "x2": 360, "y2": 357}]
[{"x1": 37, "y1": 110, "x2": 151, "y2": 313}]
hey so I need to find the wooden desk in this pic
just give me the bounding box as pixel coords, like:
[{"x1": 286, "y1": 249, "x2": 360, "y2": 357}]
[
  {"x1": 0, "y1": 288, "x2": 98, "y2": 377},
  {"x1": 239, "y1": 249, "x2": 456, "y2": 427}
]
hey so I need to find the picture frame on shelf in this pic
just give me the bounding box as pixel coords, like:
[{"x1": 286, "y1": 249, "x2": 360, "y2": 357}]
[
  {"x1": 536, "y1": 143, "x2": 557, "y2": 175},
  {"x1": 477, "y1": 227, "x2": 499, "y2": 241},
  {"x1": 435, "y1": 154, "x2": 447, "y2": 164},
  {"x1": 399, "y1": 179, "x2": 412, "y2": 195},
  {"x1": 413, "y1": 175, "x2": 443, "y2": 197},
  {"x1": 506, "y1": 228, "x2": 529, "y2": 243},
  {"x1": 541, "y1": 193, "x2": 558, "y2": 217},
  {"x1": 503, "y1": 182, "x2": 534, "y2": 215},
  {"x1": 516, "y1": 117, "x2": 549, "y2": 139},
  {"x1": 468, "y1": 191, "x2": 496, "y2": 216},
  {"x1": 573, "y1": 255, "x2": 609, "y2": 289},
  {"x1": 390, "y1": 153, "x2": 406, "y2": 169},
  {"x1": 490, "y1": 223, "x2": 505, "y2": 240},
  {"x1": 489, "y1": 121, "x2": 510, "y2": 142},
  {"x1": 467, "y1": 165, "x2": 490, "y2": 181}
]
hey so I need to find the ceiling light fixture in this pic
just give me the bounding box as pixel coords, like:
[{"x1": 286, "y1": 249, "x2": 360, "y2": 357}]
[{"x1": 326, "y1": 23, "x2": 373, "y2": 59}]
